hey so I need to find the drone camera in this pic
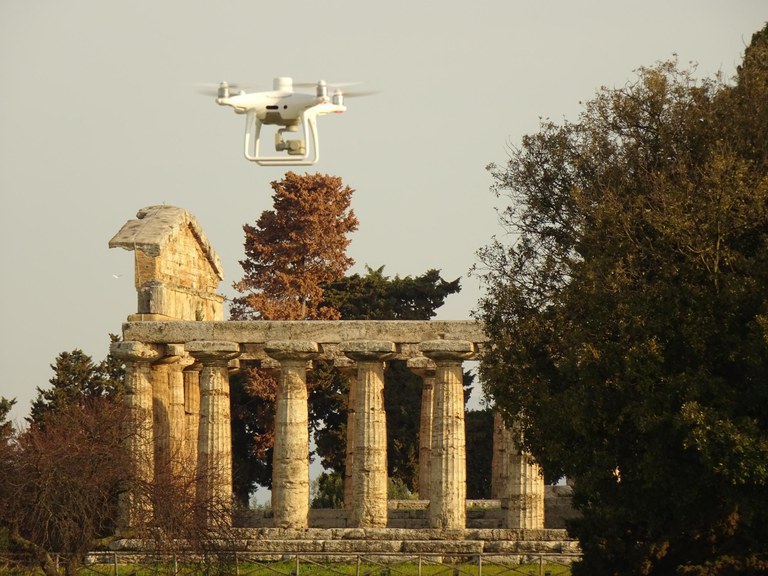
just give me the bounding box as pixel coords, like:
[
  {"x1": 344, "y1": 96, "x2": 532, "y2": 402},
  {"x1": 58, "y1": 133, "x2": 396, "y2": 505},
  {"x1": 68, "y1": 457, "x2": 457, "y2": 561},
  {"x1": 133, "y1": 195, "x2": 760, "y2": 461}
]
[
  {"x1": 286, "y1": 140, "x2": 306, "y2": 155},
  {"x1": 275, "y1": 129, "x2": 306, "y2": 156}
]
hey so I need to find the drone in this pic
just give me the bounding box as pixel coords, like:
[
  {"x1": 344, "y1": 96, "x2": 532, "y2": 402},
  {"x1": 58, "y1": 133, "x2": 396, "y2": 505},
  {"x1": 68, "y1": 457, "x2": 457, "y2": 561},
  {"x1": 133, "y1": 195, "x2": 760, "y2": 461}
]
[{"x1": 208, "y1": 77, "x2": 358, "y2": 166}]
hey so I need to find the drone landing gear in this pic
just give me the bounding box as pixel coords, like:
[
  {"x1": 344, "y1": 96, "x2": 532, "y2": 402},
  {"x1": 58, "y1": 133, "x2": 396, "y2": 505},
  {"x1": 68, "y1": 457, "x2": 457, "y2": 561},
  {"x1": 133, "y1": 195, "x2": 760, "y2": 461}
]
[{"x1": 244, "y1": 112, "x2": 320, "y2": 166}]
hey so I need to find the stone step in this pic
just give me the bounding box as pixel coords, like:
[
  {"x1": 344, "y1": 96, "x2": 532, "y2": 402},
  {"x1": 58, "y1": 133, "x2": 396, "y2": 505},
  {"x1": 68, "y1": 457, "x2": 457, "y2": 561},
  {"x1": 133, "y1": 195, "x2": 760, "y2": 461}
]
[{"x1": 108, "y1": 528, "x2": 581, "y2": 564}]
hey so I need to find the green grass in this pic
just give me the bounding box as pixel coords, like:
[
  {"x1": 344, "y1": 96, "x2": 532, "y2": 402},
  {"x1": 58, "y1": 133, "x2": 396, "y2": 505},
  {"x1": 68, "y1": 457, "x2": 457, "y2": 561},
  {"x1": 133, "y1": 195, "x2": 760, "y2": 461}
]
[{"x1": 2, "y1": 558, "x2": 573, "y2": 576}]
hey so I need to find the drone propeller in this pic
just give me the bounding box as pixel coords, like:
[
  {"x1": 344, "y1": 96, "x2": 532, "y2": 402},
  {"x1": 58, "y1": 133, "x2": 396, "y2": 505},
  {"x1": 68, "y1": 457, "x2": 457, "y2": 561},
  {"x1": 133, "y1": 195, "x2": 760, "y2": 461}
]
[
  {"x1": 195, "y1": 81, "x2": 266, "y2": 97},
  {"x1": 293, "y1": 80, "x2": 360, "y2": 88},
  {"x1": 338, "y1": 89, "x2": 378, "y2": 98}
]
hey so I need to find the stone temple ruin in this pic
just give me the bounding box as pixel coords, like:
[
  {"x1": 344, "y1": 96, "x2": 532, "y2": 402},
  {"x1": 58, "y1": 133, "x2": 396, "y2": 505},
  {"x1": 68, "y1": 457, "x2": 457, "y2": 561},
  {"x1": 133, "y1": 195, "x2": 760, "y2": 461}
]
[{"x1": 108, "y1": 205, "x2": 577, "y2": 557}]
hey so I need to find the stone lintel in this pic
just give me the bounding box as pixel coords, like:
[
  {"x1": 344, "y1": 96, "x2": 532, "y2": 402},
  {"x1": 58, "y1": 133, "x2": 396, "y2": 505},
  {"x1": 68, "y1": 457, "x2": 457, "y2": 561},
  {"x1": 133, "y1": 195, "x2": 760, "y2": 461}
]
[{"x1": 122, "y1": 320, "x2": 486, "y2": 348}]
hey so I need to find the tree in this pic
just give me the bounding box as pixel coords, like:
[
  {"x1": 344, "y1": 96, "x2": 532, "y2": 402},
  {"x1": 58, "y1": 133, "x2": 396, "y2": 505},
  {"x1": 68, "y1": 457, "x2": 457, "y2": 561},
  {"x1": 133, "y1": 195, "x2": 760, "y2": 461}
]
[
  {"x1": 322, "y1": 265, "x2": 461, "y2": 320},
  {"x1": 1, "y1": 396, "x2": 131, "y2": 576},
  {"x1": 29, "y1": 334, "x2": 124, "y2": 427},
  {"x1": 0, "y1": 339, "x2": 128, "y2": 576},
  {"x1": 465, "y1": 408, "x2": 493, "y2": 499},
  {"x1": 230, "y1": 171, "x2": 358, "y2": 320},
  {"x1": 0, "y1": 398, "x2": 16, "y2": 552},
  {"x1": 476, "y1": 28, "x2": 768, "y2": 576}
]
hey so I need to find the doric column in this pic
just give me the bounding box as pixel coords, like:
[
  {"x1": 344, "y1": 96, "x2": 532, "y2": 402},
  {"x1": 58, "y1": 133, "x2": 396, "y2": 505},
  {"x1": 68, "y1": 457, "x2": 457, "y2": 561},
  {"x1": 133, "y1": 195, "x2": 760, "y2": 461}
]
[
  {"x1": 166, "y1": 356, "x2": 187, "y2": 478},
  {"x1": 498, "y1": 418, "x2": 545, "y2": 529},
  {"x1": 334, "y1": 357, "x2": 358, "y2": 510},
  {"x1": 150, "y1": 360, "x2": 172, "y2": 486},
  {"x1": 264, "y1": 340, "x2": 319, "y2": 529},
  {"x1": 111, "y1": 340, "x2": 162, "y2": 531},
  {"x1": 186, "y1": 341, "x2": 240, "y2": 527},
  {"x1": 491, "y1": 411, "x2": 507, "y2": 499},
  {"x1": 183, "y1": 361, "x2": 201, "y2": 475},
  {"x1": 341, "y1": 340, "x2": 395, "y2": 528},
  {"x1": 419, "y1": 340, "x2": 474, "y2": 530},
  {"x1": 407, "y1": 356, "x2": 436, "y2": 499}
]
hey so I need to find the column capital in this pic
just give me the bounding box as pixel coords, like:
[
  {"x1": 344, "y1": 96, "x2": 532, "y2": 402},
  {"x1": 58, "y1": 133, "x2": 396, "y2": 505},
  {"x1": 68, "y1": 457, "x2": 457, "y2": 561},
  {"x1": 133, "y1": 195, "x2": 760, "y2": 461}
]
[
  {"x1": 333, "y1": 356, "x2": 358, "y2": 379},
  {"x1": 186, "y1": 341, "x2": 240, "y2": 366},
  {"x1": 264, "y1": 340, "x2": 319, "y2": 363},
  {"x1": 111, "y1": 340, "x2": 163, "y2": 363},
  {"x1": 153, "y1": 343, "x2": 192, "y2": 366},
  {"x1": 407, "y1": 356, "x2": 437, "y2": 378},
  {"x1": 419, "y1": 340, "x2": 475, "y2": 362},
  {"x1": 341, "y1": 340, "x2": 396, "y2": 362}
]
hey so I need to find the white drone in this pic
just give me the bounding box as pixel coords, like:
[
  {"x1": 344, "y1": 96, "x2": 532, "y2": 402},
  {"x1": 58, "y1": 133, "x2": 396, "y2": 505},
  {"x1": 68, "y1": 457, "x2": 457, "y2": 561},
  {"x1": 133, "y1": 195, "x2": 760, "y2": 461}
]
[{"x1": 208, "y1": 77, "x2": 357, "y2": 166}]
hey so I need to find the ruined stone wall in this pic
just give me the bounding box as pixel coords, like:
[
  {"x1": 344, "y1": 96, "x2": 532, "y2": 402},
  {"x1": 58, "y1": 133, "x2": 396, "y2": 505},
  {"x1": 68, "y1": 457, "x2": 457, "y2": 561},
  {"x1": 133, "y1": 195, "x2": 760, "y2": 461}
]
[
  {"x1": 111, "y1": 206, "x2": 224, "y2": 321},
  {"x1": 134, "y1": 226, "x2": 223, "y2": 320}
]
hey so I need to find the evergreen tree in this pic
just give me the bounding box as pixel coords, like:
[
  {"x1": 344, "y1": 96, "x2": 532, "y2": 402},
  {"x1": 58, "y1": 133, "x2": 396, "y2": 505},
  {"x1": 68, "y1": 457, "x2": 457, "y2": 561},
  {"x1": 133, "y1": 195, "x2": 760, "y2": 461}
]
[
  {"x1": 29, "y1": 334, "x2": 124, "y2": 427},
  {"x1": 477, "y1": 26, "x2": 768, "y2": 575}
]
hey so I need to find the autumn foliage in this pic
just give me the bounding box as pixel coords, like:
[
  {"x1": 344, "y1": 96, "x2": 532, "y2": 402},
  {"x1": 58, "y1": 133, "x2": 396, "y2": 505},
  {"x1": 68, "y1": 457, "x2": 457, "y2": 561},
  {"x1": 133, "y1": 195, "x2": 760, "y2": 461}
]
[{"x1": 231, "y1": 172, "x2": 358, "y2": 320}]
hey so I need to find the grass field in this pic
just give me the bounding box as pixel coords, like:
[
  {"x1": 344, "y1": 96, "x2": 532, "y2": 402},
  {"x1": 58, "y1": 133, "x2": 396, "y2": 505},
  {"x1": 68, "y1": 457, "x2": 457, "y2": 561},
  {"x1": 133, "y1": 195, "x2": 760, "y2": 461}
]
[{"x1": 3, "y1": 556, "x2": 574, "y2": 576}]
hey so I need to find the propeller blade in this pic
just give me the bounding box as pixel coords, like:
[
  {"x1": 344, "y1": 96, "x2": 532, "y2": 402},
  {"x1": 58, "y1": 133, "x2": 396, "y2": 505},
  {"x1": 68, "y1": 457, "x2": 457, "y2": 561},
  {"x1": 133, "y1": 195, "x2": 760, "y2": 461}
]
[
  {"x1": 340, "y1": 89, "x2": 378, "y2": 98},
  {"x1": 195, "y1": 82, "x2": 266, "y2": 96},
  {"x1": 294, "y1": 80, "x2": 363, "y2": 89}
]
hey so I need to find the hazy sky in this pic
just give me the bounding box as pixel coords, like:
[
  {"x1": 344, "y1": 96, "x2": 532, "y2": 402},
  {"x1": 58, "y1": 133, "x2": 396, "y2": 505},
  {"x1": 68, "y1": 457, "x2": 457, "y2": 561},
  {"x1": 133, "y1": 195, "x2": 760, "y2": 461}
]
[{"x1": 1, "y1": 1, "x2": 765, "y2": 424}]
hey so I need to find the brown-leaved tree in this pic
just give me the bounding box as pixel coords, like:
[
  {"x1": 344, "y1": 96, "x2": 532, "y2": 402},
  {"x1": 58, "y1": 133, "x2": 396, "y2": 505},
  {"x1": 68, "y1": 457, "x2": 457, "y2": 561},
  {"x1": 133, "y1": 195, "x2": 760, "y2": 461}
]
[{"x1": 230, "y1": 171, "x2": 358, "y2": 320}]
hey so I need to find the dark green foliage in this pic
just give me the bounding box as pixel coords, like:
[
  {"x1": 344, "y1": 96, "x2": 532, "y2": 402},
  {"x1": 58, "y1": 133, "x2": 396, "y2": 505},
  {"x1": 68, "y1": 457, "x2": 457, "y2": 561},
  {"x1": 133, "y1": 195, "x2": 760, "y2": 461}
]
[
  {"x1": 322, "y1": 265, "x2": 461, "y2": 320},
  {"x1": 29, "y1": 334, "x2": 124, "y2": 427},
  {"x1": 309, "y1": 361, "x2": 349, "y2": 474},
  {"x1": 311, "y1": 472, "x2": 344, "y2": 509},
  {"x1": 383, "y1": 361, "x2": 422, "y2": 491},
  {"x1": 230, "y1": 368, "x2": 275, "y2": 503},
  {"x1": 0, "y1": 397, "x2": 14, "y2": 444},
  {"x1": 476, "y1": 26, "x2": 768, "y2": 575},
  {"x1": 465, "y1": 408, "x2": 493, "y2": 499}
]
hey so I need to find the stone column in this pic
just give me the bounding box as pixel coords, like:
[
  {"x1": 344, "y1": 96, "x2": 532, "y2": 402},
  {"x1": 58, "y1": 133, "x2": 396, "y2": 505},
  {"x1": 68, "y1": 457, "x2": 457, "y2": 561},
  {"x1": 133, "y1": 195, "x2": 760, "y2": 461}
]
[
  {"x1": 186, "y1": 341, "x2": 240, "y2": 527},
  {"x1": 163, "y1": 346, "x2": 187, "y2": 471},
  {"x1": 419, "y1": 340, "x2": 474, "y2": 530},
  {"x1": 499, "y1": 419, "x2": 545, "y2": 529},
  {"x1": 264, "y1": 340, "x2": 319, "y2": 529},
  {"x1": 111, "y1": 340, "x2": 162, "y2": 531},
  {"x1": 407, "y1": 356, "x2": 436, "y2": 499},
  {"x1": 150, "y1": 361, "x2": 172, "y2": 486},
  {"x1": 183, "y1": 362, "x2": 201, "y2": 475},
  {"x1": 334, "y1": 357, "x2": 358, "y2": 510},
  {"x1": 341, "y1": 340, "x2": 395, "y2": 528},
  {"x1": 491, "y1": 411, "x2": 507, "y2": 499}
]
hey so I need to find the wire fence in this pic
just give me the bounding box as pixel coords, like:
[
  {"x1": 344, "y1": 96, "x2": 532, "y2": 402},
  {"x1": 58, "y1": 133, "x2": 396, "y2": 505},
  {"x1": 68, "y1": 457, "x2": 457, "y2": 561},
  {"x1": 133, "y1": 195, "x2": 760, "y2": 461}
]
[{"x1": 1, "y1": 551, "x2": 580, "y2": 576}]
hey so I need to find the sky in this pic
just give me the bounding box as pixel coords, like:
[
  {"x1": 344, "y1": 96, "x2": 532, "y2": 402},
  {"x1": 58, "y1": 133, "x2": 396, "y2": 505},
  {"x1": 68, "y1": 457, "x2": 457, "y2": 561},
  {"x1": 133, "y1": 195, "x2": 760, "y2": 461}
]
[{"x1": 0, "y1": 1, "x2": 765, "y2": 426}]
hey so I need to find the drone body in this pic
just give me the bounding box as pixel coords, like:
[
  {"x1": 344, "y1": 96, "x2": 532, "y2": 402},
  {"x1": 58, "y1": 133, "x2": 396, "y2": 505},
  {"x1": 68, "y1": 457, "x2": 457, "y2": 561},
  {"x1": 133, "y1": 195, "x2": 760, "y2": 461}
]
[{"x1": 214, "y1": 77, "x2": 347, "y2": 166}]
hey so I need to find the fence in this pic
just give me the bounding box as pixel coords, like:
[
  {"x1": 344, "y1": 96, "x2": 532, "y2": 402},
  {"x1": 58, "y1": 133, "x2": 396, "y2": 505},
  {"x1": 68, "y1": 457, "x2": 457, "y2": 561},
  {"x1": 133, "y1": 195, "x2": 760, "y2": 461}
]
[{"x1": 1, "y1": 551, "x2": 581, "y2": 576}]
